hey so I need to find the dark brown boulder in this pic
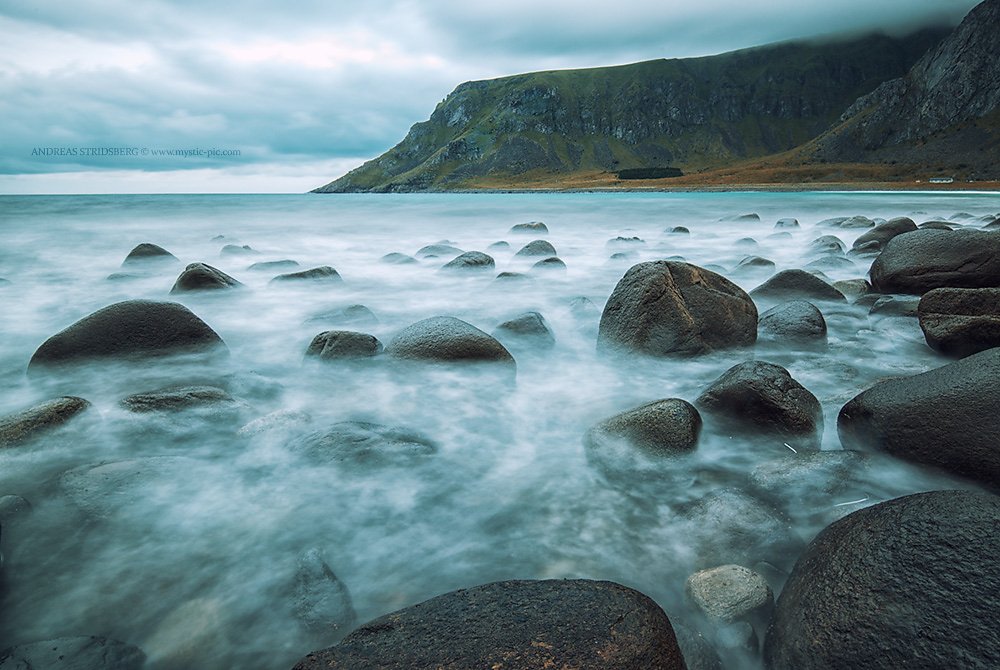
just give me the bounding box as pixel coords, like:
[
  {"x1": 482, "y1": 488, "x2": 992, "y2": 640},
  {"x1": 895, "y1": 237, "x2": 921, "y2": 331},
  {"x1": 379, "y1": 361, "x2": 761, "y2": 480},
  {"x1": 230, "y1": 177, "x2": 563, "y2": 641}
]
[
  {"x1": 764, "y1": 490, "x2": 1000, "y2": 670},
  {"x1": 918, "y1": 287, "x2": 1000, "y2": 357},
  {"x1": 291, "y1": 579, "x2": 686, "y2": 670},
  {"x1": 598, "y1": 261, "x2": 757, "y2": 357}
]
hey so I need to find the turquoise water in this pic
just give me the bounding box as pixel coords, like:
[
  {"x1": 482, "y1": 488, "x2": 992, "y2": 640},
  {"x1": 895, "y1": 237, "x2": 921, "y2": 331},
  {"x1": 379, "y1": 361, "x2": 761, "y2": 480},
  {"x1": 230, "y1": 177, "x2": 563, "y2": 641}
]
[{"x1": 0, "y1": 192, "x2": 996, "y2": 668}]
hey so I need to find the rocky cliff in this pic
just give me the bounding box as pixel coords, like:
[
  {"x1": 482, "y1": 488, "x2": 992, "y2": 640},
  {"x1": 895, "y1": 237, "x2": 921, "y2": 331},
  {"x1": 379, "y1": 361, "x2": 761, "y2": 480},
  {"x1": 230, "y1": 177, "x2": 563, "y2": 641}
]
[
  {"x1": 811, "y1": 0, "x2": 1000, "y2": 178},
  {"x1": 314, "y1": 30, "x2": 945, "y2": 192}
]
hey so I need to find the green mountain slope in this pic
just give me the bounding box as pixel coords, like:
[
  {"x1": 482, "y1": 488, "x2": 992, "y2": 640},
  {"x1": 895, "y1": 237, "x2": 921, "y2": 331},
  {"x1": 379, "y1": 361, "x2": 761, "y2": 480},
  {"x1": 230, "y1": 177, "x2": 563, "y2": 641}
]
[{"x1": 314, "y1": 29, "x2": 946, "y2": 192}]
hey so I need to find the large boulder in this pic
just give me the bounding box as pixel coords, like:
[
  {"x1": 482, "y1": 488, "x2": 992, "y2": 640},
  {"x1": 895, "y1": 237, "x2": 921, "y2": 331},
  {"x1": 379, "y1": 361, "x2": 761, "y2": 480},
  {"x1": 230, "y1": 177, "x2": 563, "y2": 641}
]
[
  {"x1": 869, "y1": 229, "x2": 1000, "y2": 294},
  {"x1": 121, "y1": 243, "x2": 179, "y2": 266},
  {"x1": 586, "y1": 398, "x2": 701, "y2": 457},
  {"x1": 918, "y1": 287, "x2": 1000, "y2": 357},
  {"x1": 764, "y1": 490, "x2": 1000, "y2": 670},
  {"x1": 749, "y1": 270, "x2": 845, "y2": 303},
  {"x1": 757, "y1": 301, "x2": 827, "y2": 346},
  {"x1": 598, "y1": 261, "x2": 757, "y2": 357},
  {"x1": 441, "y1": 251, "x2": 495, "y2": 272},
  {"x1": 0, "y1": 637, "x2": 145, "y2": 669},
  {"x1": 0, "y1": 396, "x2": 91, "y2": 448},
  {"x1": 696, "y1": 361, "x2": 823, "y2": 449},
  {"x1": 170, "y1": 262, "x2": 242, "y2": 292},
  {"x1": 305, "y1": 331, "x2": 383, "y2": 360},
  {"x1": 386, "y1": 316, "x2": 515, "y2": 368},
  {"x1": 515, "y1": 239, "x2": 557, "y2": 257},
  {"x1": 292, "y1": 579, "x2": 686, "y2": 670},
  {"x1": 838, "y1": 347, "x2": 1000, "y2": 487},
  {"x1": 851, "y1": 216, "x2": 917, "y2": 251},
  {"x1": 28, "y1": 300, "x2": 226, "y2": 371}
]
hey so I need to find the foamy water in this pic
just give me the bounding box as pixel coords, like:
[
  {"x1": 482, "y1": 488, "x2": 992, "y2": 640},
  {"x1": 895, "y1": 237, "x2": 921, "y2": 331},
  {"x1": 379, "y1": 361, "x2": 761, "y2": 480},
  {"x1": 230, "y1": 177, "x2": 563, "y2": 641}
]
[{"x1": 0, "y1": 192, "x2": 995, "y2": 668}]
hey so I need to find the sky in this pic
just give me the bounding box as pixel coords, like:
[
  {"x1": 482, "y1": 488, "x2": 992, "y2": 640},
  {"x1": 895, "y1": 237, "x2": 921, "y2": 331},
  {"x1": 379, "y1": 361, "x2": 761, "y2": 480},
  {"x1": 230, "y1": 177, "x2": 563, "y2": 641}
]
[{"x1": 0, "y1": 0, "x2": 981, "y2": 194}]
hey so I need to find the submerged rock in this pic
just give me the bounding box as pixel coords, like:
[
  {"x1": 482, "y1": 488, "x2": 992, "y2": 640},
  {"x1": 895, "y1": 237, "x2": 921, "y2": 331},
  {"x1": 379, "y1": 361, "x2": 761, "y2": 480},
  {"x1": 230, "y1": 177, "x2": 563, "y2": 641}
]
[
  {"x1": 870, "y1": 229, "x2": 1000, "y2": 293},
  {"x1": 764, "y1": 491, "x2": 1000, "y2": 670},
  {"x1": 749, "y1": 270, "x2": 846, "y2": 303},
  {"x1": 838, "y1": 347, "x2": 1000, "y2": 487},
  {"x1": 510, "y1": 221, "x2": 548, "y2": 234},
  {"x1": 532, "y1": 256, "x2": 567, "y2": 271},
  {"x1": 270, "y1": 266, "x2": 342, "y2": 283},
  {"x1": 831, "y1": 278, "x2": 871, "y2": 302},
  {"x1": 774, "y1": 218, "x2": 799, "y2": 229},
  {"x1": 918, "y1": 287, "x2": 1000, "y2": 357},
  {"x1": 305, "y1": 331, "x2": 383, "y2": 360},
  {"x1": 686, "y1": 564, "x2": 773, "y2": 625},
  {"x1": 121, "y1": 243, "x2": 179, "y2": 266},
  {"x1": 515, "y1": 239, "x2": 557, "y2": 257},
  {"x1": 170, "y1": 262, "x2": 242, "y2": 292},
  {"x1": 868, "y1": 295, "x2": 919, "y2": 318},
  {"x1": 305, "y1": 304, "x2": 378, "y2": 328},
  {"x1": 0, "y1": 396, "x2": 91, "y2": 448},
  {"x1": 598, "y1": 261, "x2": 757, "y2": 357},
  {"x1": 0, "y1": 636, "x2": 145, "y2": 669},
  {"x1": 380, "y1": 252, "x2": 418, "y2": 264},
  {"x1": 220, "y1": 244, "x2": 258, "y2": 256},
  {"x1": 696, "y1": 361, "x2": 822, "y2": 449},
  {"x1": 120, "y1": 385, "x2": 238, "y2": 413},
  {"x1": 287, "y1": 421, "x2": 437, "y2": 465},
  {"x1": 441, "y1": 251, "x2": 495, "y2": 271},
  {"x1": 668, "y1": 226, "x2": 690, "y2": 234},
  {"x1": 585, "y1": 398, "x2": 701, "y2": 457},
  {"x1": 806, "y1": 235, "x2": 845, "y2": 256},
  {"x1": 492, "y1": 312, "x2": 555, "y2": 349},
  {"x1": 387, "y1": 316, "x2": 515, "y2": 367},
  {"x1": 291, "y1": 579, "x2": 686, "y2": 670},
  {"x1": 28, "y1": 300, "x2": 226, "y2": 371},
  {"x1": 416, "y1": 243, "x2": 462, "y2": 258},
  {"x1": 248, "y1": 259, "x2": 299, "y2": 271},
  {"x1": 293, "y1": 547, "x2": 356, "y2": 634}
]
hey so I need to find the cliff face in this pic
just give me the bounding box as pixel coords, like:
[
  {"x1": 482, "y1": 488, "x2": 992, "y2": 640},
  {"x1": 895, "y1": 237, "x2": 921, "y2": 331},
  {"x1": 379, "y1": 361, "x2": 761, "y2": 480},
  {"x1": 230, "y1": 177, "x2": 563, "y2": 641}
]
[
  {"x1": 812, "y1": 0, "x2": 1000, "y2": 177},
  {"x1": 314, "y1": 31, "x2": 945, "y2": 192}
]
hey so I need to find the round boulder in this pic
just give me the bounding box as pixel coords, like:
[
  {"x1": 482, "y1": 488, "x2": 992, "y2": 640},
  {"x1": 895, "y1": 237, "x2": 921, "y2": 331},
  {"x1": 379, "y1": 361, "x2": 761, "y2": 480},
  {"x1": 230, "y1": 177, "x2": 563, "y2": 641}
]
[
  {"x1": 381, "y1": 252, "x2": 418, "y2": 265},
  {"x1": 386, "y1": 316, "x2": 515, "y2": 368},
  {"x1": 764, "y1": 490, "x2": 1000, "y2": 670},
  {"x1": 516, "y1": 239, "x2": 557, "y2": 257},
  {"x1": 598, "y1": 261, "x2": 757, "y2": 357},
  {"x1": 492, "y1": 312, "x2": 555, "y2": 349},
  {"x1": 121, "y1": 243, "x2": 178, "y2": 266},
  {"x1": 774, "y1": 218, "x2": 799, "y2": 229},
  {"x1": 851, "y1": 216, "x2": 917, "y2": 252},
  {"x1": 696, "y1": 360, "x2": 822, "y2": 449},
  {"x1": 120, "y1": 385, "x2": 238, "y2": 413},
  {"x1": 585, "y1": 398, "x2": 701, "y2": 457},
  {"x1": 806, "y1": 235, "x2": 845, "y2": 256},
  {"x1": 749, "y1": 270, "x2": 845, "y2": 303},
  {"x1": 248, "y1": 259, "x2": 299, "y2": 271},
  {"x1": 305, "y1": 331, "x2": 383, "y2": 360},
  {"x1": 757, "y1": 301, "x2": 827, "y2": 346},
  {"x1": 686, "y1": 564, "x2": 774, "y2": 625},
  {"x1": 441, "y1": 251, "x2": 495, "y2": 272},
  {"x1": 510, "y1": 221, "x2": 548, "y2": 234},
  {"x1": 870, "y1": 228, "x2": 1000, "y2": 294},
  {"x1": 532, "y1": 256, "x2": 567, "y2": 271},
  {"x1": 28, "y1": 300, "x2": 226, "y2": 371},
  {"x1": 170, "y1": 262, "x2": 242, "y2": 292},
  {"x1": 838, "y1": 347, "x2": 1000, "y2": 487},
  {"x1": 0, "y1": 396, "x2": 91, "y2": 448},
  {"x1": 291, "y1": 579, "x2": 686, "y2": 670},
  {"x1": 270, "y1": 266, "x2": 341, "y2": 283},
  {"x1": 416, "y1": 244, "x2": 462, "y2": 258},
  {"x1": 918, "y1": 287, "x2": 1000, "y2": 357},
  {"x1": 288, "y1": 421, "x2": 437, "y2": 466}
]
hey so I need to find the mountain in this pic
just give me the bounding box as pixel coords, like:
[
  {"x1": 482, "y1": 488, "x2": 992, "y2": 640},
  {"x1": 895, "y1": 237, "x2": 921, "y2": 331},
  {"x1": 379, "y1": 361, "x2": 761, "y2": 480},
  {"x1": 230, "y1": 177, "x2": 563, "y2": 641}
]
[
  {"x1": 807, "y1": 0, "x2": 1000, "y2": 179},
  {"x1": 314, "y1": 30, "x2": 946, "y2": 192}
]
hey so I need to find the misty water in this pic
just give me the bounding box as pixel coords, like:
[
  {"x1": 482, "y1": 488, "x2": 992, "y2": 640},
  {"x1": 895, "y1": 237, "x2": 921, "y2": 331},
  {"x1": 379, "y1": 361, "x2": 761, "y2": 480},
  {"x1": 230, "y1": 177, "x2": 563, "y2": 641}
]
[{"x1": 0, "y1": 191, "x2": 996, "y2": 668}]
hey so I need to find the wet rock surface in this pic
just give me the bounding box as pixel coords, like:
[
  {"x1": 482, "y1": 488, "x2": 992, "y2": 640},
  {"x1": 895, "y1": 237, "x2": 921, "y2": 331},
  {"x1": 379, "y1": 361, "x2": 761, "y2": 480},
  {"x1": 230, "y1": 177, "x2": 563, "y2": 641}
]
[
  {"x1": 387, "y1": 316, "x2": 515, "y2": 367},
  {"x1": 171, "y1": 262, "x2": 243, "y2": 292},
  {"x1": 870, "y1": 228, "x2": 1000, "y2": 294},
  {"x1": 918, "y1": 287, "x2": 1000, "y2": 357},
  {"x1": 0, "y1": 396, "x2": 91, "y2": 448},
  {"x1": 305, "y1": 330, "x2": 383, "y2": 360}
]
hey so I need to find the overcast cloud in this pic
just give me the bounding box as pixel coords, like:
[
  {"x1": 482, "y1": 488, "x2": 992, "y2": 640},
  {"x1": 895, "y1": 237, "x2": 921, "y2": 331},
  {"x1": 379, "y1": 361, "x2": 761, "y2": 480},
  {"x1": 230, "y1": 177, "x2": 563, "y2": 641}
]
[{"x1": 0, "y1": 0, "x2": 980, "y2": 193}]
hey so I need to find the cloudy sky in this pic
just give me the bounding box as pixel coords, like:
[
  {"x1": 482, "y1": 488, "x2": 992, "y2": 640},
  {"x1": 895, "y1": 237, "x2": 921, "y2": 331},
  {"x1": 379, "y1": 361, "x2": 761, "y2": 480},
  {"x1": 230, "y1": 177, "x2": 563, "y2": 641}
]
[{"x1": 0, "y1": 0, "x2": 979, "y2": 194}]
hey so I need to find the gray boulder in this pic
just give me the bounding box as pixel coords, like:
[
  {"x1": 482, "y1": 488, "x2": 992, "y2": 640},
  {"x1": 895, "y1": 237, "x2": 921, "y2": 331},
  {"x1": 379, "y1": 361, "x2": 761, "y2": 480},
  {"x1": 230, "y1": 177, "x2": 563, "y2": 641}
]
[
  {"x1": 492, "y1": 312, "x2": 555, "y2": 349},
  {"x1": 292, "y1": 547, "x2": 356, "y2": 634},
  {"x1": 585, "y1": 398, "x2": 701, "y2": 457},
  {"x1": 918, "y1": 287, "x2": 1000, "y2": 357},
  {"x1": 510, "y1": 221, "x2": 548, "y2": 234},
  {"x1": 304, "y1": 304, "x2": 378, "y2": 328},
  {"x1": 271, "y1": 266, "x2": 341, "y2": 283},
  {"x1": 868, "y1": 295, "x2": 919, "y2": 318},
  {"x1": 0, "y1": 637, "x2": 145, "y2": 669},
  {"x1": 806, "y1": 236, "x2": 845, "y2": 256},
  {"x1": 170, "y1": 262, "x2": 242, "y2": 292},
  {"x1": 774, "y1": 218, "x2": 799, "y2": 229},
  {"x1": 851, "y1": 216, "x2": 917, "y2": 251},
  {"x1": 248, "y1": 259, "x2": 299, "y2": 271},
  {"x1": 441, "y1": 251, "x2": 495, "y2": 272},
  {"x1": 696, "y1": 361, "x2": 822, "y2": 449},
  {"x1": 532, "y1": 256, "x2": 567, "y2": 271},
  {"x1": 305, "y1": 331, "x2": 383, "y2": 360},
  {"x1": 0, "y1": 396, "x2": 91, "y2": 448},
  {"x1": 121, "y1": 243, "x2": 178, "y2": 265},
  {"x1": 838, "y1": 347, "x2": 1000, "y2": 487},
  {"x1": 416, "y1": 244, "x2": 462, "y2": 258},
  {"x1": 220, "y1": 244, "x2": 257, "y2": 256},
  {"x1": 749, "y1": 270, "x2": 846, "y2": 303},
  {"x1": 28, "y1": 300, "x2": 226, "y2": 371},
  {"x1": 516, "y1": 239, "x2": 558, "y2": 257},
  {"x1": 288, "y1": 421, "x2": 437, "y2": 465},
  {"x1": 668, "y1": 226, "x2": 690, "y2": 234},
  {"x1": 685, "y1": 564, "x2": 774, "y2": 625},
  {"x1": 291, "y1": 579, "x2": 686, "y2": 670},
  {"x1": 120, "y1": 385, "x2": 239, "y2": 413},
  {"x1": 870, "y1": 229, "x2": 1000, "y2": 294},
  {"x1": 598, "y1": 261, "x2": 757, "y2": 357},
  {"x1": 387, "y1": 316, "x2": 515, "y2": 368},
  {"x1": 757, "y1": 301, "x2": 827, "y2": 346},
  {"x1": 381, "y1": 252, "x2": 418, "y2": 264},
  {"x1": 764, "y1": 491, "x2": 1000, "y2": 670},
  {"x1": 832, "y1": 279, "x2": 871, "y2": 302}
]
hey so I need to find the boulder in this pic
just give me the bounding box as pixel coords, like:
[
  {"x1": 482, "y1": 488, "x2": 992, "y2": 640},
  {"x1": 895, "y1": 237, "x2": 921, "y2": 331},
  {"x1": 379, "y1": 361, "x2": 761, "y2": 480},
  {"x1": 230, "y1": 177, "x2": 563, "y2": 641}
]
[
  {"x1": 598, "y1": 261, "x2": 757, "y2": 357},
  {"x1": 492, "y1": 312, "x2": 555, "y2": 349},
  {"x1": 441, "y1": 251, "x2": 495, "y2": 272},
  {"x1": 918, "y1": 287, "x2": 1000, "y2": 357},
  {"x1": 293, "y1": 547, "x2": 356, "y2": 634},
  {"x1": 170, "y1": 262, "x2": 242, "y2": 292},
  {"x1": 735, "y1": 237, "x2": 758, "y2": 249},
  {"x1": 248, "y1": 259, "x2": 299, "y2": 271},
  {"x1": 121, "y1": 243, "x2": 178, "y2": 265},
  {"x1": 847, "y1": 240, "x2": 882, "y2": 257},
  {"x1": 868, "y1": 295, "x2": 919, "y2": 318},
  {"x1": 305, "y1": 331, "x2": 383, "y2": 360},
  {"x1": 0, "y1": 396, "x2": 91, "y2": 448},
  {"x1": 510, "y1": 221, "x2": 548, "y2": 234},
  {"x1": 851, "y1": 216, "x2": 917, "y2": 251},
  {"x1": 804, "y1": 256, "x2": 855, "y2": 273},
  {"x1": 494, "y1": 271, "x2": 530, "y2": 282},
  {"x1": 288, "y1": 421, "x2": 437, "y2": 465},
  {"x1": 607, "y1": 236, "x2": 645, "y2": 250},
  {"x1": 918, "y1": 220, "x2": 954, "y2": 231},
  {"x1": 416, "y1": 244, "x2": 462, "y2": 258},
  {"x1": 0, "y1": 637, "x2": 145, "y2": 669},
  {"x1": 806, "y1": 235, "x2": 845, "y2": 256},
  {"x1": 837, "y1": 215, "x2": 875, "y2": 229},
  {"x1": 838, "y1": 347, "x2": 1000, "y2": 487},
  {"x1": 487, "y1": 241, "x2": 510, "y2": 251},
  {"x1": 291, "y1": 579, "x2": 686, "y2": 670},
  {"x1": 220, "y1": 243, "x2": 257, "y2": 256},
  {"x1": 386, "y1": 317, "x2": 515, "y2": 367},
  {"x1": 748, "y1": 451, "x2": 867, "y2": 500},
  {"x1": 28, "y1": 300, "x2": 226, "y2": 370},
  {"x1": 532, "y1": 257, "x2": 567, "y2": 271},
  {"x1": 757, "y1": 301, "x2": 827, "y2": 346},
  {"x1": 774, "y1": 218, "x2": 799, "y2": 229},
  {"x1": 721, "y1": 213, "x2": 760, "y2": 222},
  {"x1": 270, "y1": 266, "x2": 342, "y2": 283},
  {"x1": 381, "y1": 252, "x2": 418, "y2": 265},
  {"x1": 831, "y1": 278, "x2": 871, "y2": 302},
  {"x1": 668, "y1": 226, "x2": 690, "y2": 234},
  {"x1": 734, "y1": 256, "x2": 776, "y2": 274},
  {"x1": 870, "y1": 229, "x2": 1000, "y2": 294},
  {"x1": 304, "y1": 304, "x2": 378, "y2": 328},
  {"x1": 585, "y1": 398, "x2": 701, "y2": 457},
  {"x1": 696, "y1": 361, "x2": 822, "y2": 449},
  {"x1": 672, "y1": 624, "x2": 723, "y2": 670},
  {"x1": 120, "y1": 385, "x2": 238, "y2": 413},
  {"x1": 764, "y1": 491, "x2": 1000, "y2": 670},
  {"x1": 515, "y1": 240, "x2": 557, "y2": 257},
  {"x1": 749, "y1": 270, "x2": 846, "y2": 303},
  {"x1": 685, "y1": 564, "x2": 774, "y2": 625}
]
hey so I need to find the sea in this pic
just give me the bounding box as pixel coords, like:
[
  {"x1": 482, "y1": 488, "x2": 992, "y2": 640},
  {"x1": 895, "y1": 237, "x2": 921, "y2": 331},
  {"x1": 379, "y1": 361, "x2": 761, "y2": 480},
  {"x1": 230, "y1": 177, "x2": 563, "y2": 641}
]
[{"x1": 0, "y1": 191, "x2": 996, "y2": 668}]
